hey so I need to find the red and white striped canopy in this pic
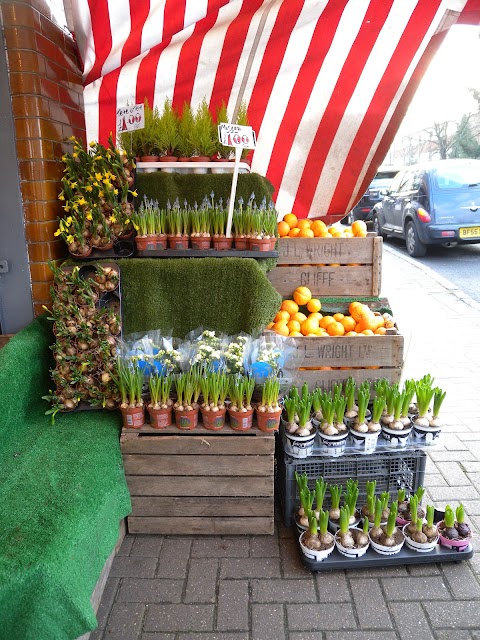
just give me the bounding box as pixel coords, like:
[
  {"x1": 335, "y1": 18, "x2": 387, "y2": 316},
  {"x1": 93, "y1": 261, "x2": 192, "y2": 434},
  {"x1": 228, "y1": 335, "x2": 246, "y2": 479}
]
[{"x1": 65, "y1": 0, "x2": 480, "y2": 222}]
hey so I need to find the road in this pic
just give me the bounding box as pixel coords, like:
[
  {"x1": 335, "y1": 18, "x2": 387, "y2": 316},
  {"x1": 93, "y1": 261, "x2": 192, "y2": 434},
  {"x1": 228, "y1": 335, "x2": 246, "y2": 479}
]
[{"x1": 382, "y1": 236, "x2": 480, "y2": 305}]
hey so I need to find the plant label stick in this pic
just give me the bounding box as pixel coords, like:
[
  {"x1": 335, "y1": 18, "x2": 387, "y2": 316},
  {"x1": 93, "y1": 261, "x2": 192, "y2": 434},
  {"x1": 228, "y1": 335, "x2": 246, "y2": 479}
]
[{"x1": 218, "y1": 123, "x2": 256, "y2": 238}]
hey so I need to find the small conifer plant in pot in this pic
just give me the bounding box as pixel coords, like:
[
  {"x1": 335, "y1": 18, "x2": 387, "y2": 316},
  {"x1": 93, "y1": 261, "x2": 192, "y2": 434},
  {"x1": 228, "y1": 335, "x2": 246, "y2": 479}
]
[
  {"x1": 438, "y1": 504, "x2": 472, "y2": 551},
  {"x1": 147, "y1": 372, "x2": 173, "y2": 428}
]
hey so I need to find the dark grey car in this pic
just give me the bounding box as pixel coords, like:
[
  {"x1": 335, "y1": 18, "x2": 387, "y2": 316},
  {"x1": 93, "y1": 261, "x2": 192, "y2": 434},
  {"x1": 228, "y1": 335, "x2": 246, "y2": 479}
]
[{"x1": 372, "y1": 159, "x2": 480, "y2": 257}]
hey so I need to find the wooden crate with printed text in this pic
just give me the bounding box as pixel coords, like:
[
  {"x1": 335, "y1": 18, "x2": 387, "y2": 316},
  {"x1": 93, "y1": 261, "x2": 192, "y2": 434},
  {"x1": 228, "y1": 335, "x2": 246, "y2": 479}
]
[{"x1": 268, "y1": 234, "x2": 382, "y2": 298}]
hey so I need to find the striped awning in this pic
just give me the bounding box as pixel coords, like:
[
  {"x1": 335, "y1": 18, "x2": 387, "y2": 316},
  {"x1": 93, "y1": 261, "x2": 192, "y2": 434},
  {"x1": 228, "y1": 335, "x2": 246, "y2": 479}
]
[{"x1": 65, "y1": 0, "x2": 480, "y2": 222}]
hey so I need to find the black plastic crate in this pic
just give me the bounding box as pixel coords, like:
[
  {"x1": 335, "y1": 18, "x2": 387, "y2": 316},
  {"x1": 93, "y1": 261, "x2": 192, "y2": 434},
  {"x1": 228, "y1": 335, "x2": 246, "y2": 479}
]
[{"x1": 277, "y1": 449, "x2": 426, "y2": 527}]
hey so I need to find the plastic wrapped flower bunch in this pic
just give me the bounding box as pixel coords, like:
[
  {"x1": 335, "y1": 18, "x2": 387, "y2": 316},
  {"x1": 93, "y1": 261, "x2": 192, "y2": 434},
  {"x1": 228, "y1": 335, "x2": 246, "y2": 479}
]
[
  {"x1": 224, "y1": 334, "x2": 250, "y2": 374},
  {"x1": 247, "y1": 333, "x2": 304, "y2": 385},
  {"x1": 122, "y1": 332, "x2": 182, "y2": 376},
  {"x1": 187, "y1": 329, "x2": 225, "y2": 371}
]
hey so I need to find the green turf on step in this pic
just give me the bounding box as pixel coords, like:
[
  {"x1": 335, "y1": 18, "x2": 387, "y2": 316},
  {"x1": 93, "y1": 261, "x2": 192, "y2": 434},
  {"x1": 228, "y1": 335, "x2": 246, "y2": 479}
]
[
  {"x1": 118, "y1": 257, "x2": 281, "y2": 336},
  {"x1": 0, "y1": 316, "x2": 131, "y2": 640}
]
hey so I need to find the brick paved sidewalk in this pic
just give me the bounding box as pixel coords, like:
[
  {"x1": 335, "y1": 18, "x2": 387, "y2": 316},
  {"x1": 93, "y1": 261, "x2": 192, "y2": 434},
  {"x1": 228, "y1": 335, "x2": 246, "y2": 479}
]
[{"x1": 92, "y1": 246, "x2": 480, "y2": 640}]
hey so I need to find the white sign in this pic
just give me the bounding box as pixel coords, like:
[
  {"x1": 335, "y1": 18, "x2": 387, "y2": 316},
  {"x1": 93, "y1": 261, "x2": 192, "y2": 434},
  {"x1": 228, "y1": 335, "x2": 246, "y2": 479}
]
[
  {"x1": 117, "y1": 104, "x2": 145, "y2": 133},
  {"x1": 218, "y1": 123, "x2": 256, "y2": 149}
]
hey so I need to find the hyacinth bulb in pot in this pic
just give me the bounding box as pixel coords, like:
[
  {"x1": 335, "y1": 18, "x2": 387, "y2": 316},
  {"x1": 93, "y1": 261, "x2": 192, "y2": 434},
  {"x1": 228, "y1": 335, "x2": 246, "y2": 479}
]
[
  {"x1": 381, "y1": 388, "x2": 412, "y2": 446},
  {"x1": 360, "y1": 480, "x2": 379, "y2": 529},
  {"x1": 335, "y1": 506, "x2": 370, "y2": 558},
  {"x1": 438, "y1": 504, "x2": 472, "y2": 550},
  {"x1": 167, "y1": 201, "x2": 190, "y2": 249},
  {"x1": 228, "y1": 374, "x2": 255, "y2": 430},
  {"x1": 317, "y1": 391, "x2": 348, "y2": 454},
  {"x1": 211, "y1": 203, "x2": 233, "y2": 250},
  {"x1": 365, "y1": 493, "x2": 390, "y2": 533},
  {"x1": 295, "y1": 473, "x2": 314, "y2": 531},
  {"x1": 284, "y1": 390, "x2": 316, "y2": 458},
  {"x1": 330, "y1": 479, "x2": 360, "y2": 532},
  {"x1": 190, "y1": 199, "x2": 212, "y2": 249},
  {"x1": 396, "y1": 486, "x2": 425, "y2": 525},
  {"x1": 342, "y1": 377, "x2": 358, "y2": 428},
  {"x1": 255, "y1": 376, "x2": 281, "y2": 431},
  {"x1": 413, "y1": 384, "x2": 446, "y2": 442},
  {"x1": 200, "y1": 370, "x2": 229, "y2": 430},
  {"x1": 174, "y1": 370, "x2": 199, "y2": 430},
  {"x1": 115, "y1": 359, "x2": 145, "y2": 428},
  {"x1": 404, "y1": 505, "x2": 439, "y2": 552},
  {"x1": 299, "y1": 508, "x2": 335, "y2": 562},
  {"x1": 369, "y1": 500, "x2": 405, "y2": 555},
  {"x1": 350, "y1": 387, "x2": 380, "y2": 450},
  {"x1": 232, "y1": 201, "x2": 248, "y2": 249},
  {"x1": 148, "y1": 372, "x2": 173, "y2": 428}
]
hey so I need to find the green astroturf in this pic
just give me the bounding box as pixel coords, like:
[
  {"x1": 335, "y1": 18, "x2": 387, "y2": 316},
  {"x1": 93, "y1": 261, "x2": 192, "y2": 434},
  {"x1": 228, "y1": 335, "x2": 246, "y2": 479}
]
[
  {"x1": 118, "y1": 257, "x2": 281, "y2": 336},
  {"x1": 0, "y1": 316, "x2": 131, "y2": 640}
]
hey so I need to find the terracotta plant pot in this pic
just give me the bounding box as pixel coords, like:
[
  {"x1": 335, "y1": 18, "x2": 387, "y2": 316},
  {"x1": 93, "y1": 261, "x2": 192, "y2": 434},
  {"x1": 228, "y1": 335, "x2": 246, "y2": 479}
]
[
  {"x1": 96, "y1": 241, "x2": 114, "y2": 251},
  {"x1": 140, "y1": 155, "x2": 160, "y2": 162},
  {"x1": 212, "y1": 237, "x2": 233, "y2": 250},
  {"x1": 201, "y1": 407, "x2": 226, "y2": 431},
  {"x1": 174, "y1": 407, "x2": 198, "y2": 430},
  {"x1": 155, "y1": 234, "x2": 167, "y2": 249},
  {"x1": 249, "y1": 237, "x2": 271, "y2": 252},
  {"x1": 255, "y1": 407, "x2": 282, "y2": 432},
  {"x1": 69, "y1": 244, "x2": 92, "y2": 259},
  {"x1": 234, "y1": 237, "x2": 249, "y2": 250},
  {"x1": 135, "y1": 236, "x2": 155, "y2": 251},
  {"x1": 159, "y1": 155, "x2": 178, "y2": 163},
  {"x1": 148, "y1": 406, "x2": 173, "y2": 429},
  {"x1": 121, "y1": 405, "x2": 145, "y2": 429},
  {"x1": 168, "y1": 235, "x2": 189, "y2": 249},
  {"x1": 228, "y1": 408, "x2": 254, "y2": 431},
  {"x1": 190, "y1": 236, "x2": 211, "y2": 250}
]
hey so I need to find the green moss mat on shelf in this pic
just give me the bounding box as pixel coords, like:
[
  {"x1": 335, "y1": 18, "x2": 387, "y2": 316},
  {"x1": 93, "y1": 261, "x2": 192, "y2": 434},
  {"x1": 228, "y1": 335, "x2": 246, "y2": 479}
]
[
  {"x1": 135, "y1": 170, "x2": 275, "y2": 208},
  {"x1": 0, "y1": 316, "x2": 131, "y2": 640},
  {"x1": 118, "y1": 257, "x2": 281, "y2": 336}
]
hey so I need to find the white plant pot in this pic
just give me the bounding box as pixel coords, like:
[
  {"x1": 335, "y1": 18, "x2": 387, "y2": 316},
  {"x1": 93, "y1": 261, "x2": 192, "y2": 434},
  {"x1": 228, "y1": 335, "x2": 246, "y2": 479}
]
[
  {"x1": 349, "y1": 428, "x2": 380, "y2": 454},
  {"x1": 317, "y1": 429, "x2": 348, "y2": 457},
  {"x1": 284, "y1": 428, "x2": 316, "y2": 459},
  {"x1": 402, "y1": 524, "x2": 438, "y2": 553},
  {"x1": 299, "y1": 531, "x2": 335, "y2": 562},
  {"x1": 335, "y1": 529, "x2": 370, "y2": 558},
  {"x1": 412, "y1": 422, "x2": 442, "y2": 444},
  {"x1": 369, "y1": 530, "x2": 405, "y2": 555},
  {"x1": 380, "y1": 424, "x2": 412, "y2": 447}
]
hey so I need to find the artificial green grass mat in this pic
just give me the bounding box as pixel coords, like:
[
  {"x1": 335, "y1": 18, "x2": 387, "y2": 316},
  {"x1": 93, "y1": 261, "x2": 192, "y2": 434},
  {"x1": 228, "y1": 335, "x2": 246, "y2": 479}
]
[
  {"x1": 0, "y1": 316, "x2": 131, "y2": 640},
  {"x1": 118, "y1": 257, "x2": 281, "y2": 336},
  {"x1": 135, "y1": 170, "x2": 274, "y2": 208}
]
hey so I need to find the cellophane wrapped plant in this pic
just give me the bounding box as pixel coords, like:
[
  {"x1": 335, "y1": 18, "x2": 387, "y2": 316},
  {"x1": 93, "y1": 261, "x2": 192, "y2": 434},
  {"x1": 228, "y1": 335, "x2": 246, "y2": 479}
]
[
  {"x1": 124, "y1": 332, "x2": 182, "y2": 376},
  {"x1": 43, "y1": 263, "x2": 121, "y2": 422},
  {"x1": 224, "y1": 334, "x2": 249, "y2": 374},
  {"x1": 187, "y1": 329, "x2": 225, "y2": 369},
  {"x1": 56, "y1": 136, "x2": 136, "y2": 256}
]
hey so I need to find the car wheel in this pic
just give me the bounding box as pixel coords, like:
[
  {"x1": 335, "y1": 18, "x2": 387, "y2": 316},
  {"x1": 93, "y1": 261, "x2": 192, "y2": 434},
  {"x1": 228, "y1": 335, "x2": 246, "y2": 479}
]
[
  {"x1": 372, "y1": 214, "x2": 387, "y2": 240},
  {"x1": 405, "y1": 221, "x2": 427, "y2": 257}
]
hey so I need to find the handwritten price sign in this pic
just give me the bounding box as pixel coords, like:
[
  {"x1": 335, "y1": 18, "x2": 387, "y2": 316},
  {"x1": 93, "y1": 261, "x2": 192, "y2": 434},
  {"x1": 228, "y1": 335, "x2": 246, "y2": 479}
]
[
  {"x1": 117, "y1": 104, "x2": 145, "y2": 133},
  {"x1": 218, "y1": 123, "x2": 256, "y2": 149}
]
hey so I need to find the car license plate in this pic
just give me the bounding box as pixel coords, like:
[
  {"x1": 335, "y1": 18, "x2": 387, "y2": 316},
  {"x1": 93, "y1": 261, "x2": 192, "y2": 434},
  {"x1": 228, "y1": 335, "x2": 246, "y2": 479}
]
[{"x1": 459, "y1": 226, "x2": 480, "y2": 239}]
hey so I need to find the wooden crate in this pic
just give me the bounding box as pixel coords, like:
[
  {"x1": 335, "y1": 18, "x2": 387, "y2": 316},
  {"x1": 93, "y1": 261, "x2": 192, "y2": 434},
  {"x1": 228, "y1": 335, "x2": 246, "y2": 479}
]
[
  {"x1": 268, "y1": 234, "x2": 382, "y2": 297},
  {"x1": 120, "y1": 425, "x2": 275, "y2": 535}
]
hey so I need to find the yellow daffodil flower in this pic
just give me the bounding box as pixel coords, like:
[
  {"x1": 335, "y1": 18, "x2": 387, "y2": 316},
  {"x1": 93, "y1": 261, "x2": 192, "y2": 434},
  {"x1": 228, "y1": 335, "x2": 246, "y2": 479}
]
[
  {"x1": 93, "y1": 182, "x2": 99, "y2": 187},
  {"x1": 133, "y1": 223, "x2": 139, "y2": 231},
  {"x1": 63, "y1": 204, "x2": 71, "y2": 212},
  {"x1": 110, "y1": 214, "x2": 117, "y2": 223},
  {"x1": 86, "y1": 185, "x2": 93, "y2": 192},
  {"x1": 99, "y1": 190, "x2": 104, "y2": 198},
  {"x1": 95, "y1": 172, "x2": 102, "y2": 181},
  {"x1": 66, "y1": 234, "x2": 74, "y2": 244},
  {"x1": 70, "y1": 181, "x2": 77, "y2": 189},
  {"x1": 54, "y1": 229, "x2": 62, "y2": 237},
  {"x1": 113, "y1": 189, "x2": 118, "y2": 195},
  {"x1": 65, "y1": 216, "x2": 73, "y2": 225},
  {"x1": 69, "y1": 135, "x2": 76, "y2": 142},
  {"x1": 86, "y1": 212, "x2": 93, "y2": 221},
  {"x1": 130, "y1": 190, "x2": 138, "y2": 197},
  {"x1": 61, "y1": 155, "x2": 67, "y2": 162},
  {"x1": 89, "y1": 141, "x2": 96, "y2": 147},
  {"x1": 125, "y1": 218, "x2": 130, "y2": 225},
  {"x1": 77, "y1": 197, "x2": 86, "y2": 206},
  {"x1": 58, "y1": 193, "x2": 65, "y2": 201},
  {"x1": 72, "y1": 152, "x2": 78, "y2": 158}
]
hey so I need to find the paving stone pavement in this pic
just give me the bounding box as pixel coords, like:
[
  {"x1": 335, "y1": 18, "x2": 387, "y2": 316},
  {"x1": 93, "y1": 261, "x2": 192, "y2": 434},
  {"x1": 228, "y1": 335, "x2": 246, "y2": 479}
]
[{"x1": 92, "y1": 246, "x2": 480, "y2": 640}]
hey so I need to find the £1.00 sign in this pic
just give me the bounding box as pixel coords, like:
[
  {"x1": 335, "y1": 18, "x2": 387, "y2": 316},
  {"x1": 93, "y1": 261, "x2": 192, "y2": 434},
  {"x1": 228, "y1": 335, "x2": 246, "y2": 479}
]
[
  {"x1": 218, "y1": 123, "x2": 256, "y2": 149},
  {"x1": 117, "y1": 104, "x2": 145, "y2": 133}
]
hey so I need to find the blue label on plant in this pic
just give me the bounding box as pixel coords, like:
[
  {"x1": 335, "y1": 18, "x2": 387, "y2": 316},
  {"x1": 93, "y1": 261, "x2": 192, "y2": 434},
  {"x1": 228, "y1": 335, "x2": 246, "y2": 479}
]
[
  {"x1": 136, "y1": 357, "x2": 152, "y2": 376},
  {"x1": 152, "y1": 360, "x2": 167, "y2": 376},
  {"x1": 211, "y1": 359, "x2": 222, "y2": 372},
  {"x1": 251, "y1": 361, "x2": 273, "y2": 381}
]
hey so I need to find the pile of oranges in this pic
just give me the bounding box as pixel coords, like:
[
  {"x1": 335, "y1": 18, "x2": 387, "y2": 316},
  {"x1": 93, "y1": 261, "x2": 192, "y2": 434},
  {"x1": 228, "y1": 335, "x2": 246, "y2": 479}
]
[
  {"x1": 277, "y1": 214, "x2": 368, "y2": 239},
  {"x1": 267, "y1": 286, "x2": 394, "y2": 338}
]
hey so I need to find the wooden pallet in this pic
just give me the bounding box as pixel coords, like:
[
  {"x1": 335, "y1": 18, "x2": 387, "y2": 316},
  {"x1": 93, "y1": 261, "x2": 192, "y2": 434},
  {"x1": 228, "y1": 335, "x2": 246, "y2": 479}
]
[
  {"x1": 120, "y1": 425, "x2": 275, "y2": 535},
  {"x1": 268, "y1": 234, "x2": 382, "y2": 297}
]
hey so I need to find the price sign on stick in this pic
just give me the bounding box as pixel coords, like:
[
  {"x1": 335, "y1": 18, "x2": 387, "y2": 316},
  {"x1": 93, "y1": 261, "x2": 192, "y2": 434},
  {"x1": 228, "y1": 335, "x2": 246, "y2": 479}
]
[
  {"x1": 116, "y1": 104, "x2": 145, "y2": 133},
  {"x1": 218, "y1": 123, "x2": 257, "y2": 238}
]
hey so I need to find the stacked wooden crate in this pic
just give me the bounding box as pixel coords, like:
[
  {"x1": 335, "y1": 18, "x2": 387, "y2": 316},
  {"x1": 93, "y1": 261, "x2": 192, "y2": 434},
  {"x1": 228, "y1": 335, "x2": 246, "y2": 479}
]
[
  {"x1": 120, "y1": 425, "x2": 275, "y2": 535},
  {"x1": 268, "y1": 234, "x2": 404, "y2": 389}
]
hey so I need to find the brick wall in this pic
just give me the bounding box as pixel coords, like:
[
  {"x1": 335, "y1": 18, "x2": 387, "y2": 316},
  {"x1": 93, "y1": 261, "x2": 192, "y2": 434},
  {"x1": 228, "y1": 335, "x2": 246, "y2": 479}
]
[{"x1": 0, "y1": 0, "x2": 85, "y2": 316}]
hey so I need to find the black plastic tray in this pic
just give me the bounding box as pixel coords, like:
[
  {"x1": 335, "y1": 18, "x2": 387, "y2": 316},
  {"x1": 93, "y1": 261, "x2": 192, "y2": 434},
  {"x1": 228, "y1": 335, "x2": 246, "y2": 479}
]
[{"x1": 297, "y1": 537, "x2": 473, "y2": 572}]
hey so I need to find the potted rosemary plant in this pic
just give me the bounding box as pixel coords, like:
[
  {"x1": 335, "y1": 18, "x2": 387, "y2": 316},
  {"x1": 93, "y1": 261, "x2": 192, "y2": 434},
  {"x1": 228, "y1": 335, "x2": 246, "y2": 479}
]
[{"x1": 148, "y1": 372, "x2": 173, "y2": 428}]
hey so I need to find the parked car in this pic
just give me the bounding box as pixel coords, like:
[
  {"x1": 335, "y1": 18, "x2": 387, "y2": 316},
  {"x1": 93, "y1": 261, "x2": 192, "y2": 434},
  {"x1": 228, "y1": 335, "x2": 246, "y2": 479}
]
[
  {"x1": 372, "y1": 158, "x2": 480, "y2": 257},
  {"x1": 348, "y1": 166, "x2": 400, "y2": 224}
]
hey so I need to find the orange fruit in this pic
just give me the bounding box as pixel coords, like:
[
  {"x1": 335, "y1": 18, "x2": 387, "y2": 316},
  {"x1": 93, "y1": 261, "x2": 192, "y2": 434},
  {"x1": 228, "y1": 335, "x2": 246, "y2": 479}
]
[
  {"x1": 327, "y1": 321, "x2": 345, "y2": 336},
  {"x1": 283, "y1": 213, "x2": 298, "y2": 229},
  {"x1": 288, "y1": 227, "x2": 301, "y2": 237},
  {"x1": 349, "y1": 300, "x2": 361, "y2": 315},
  {"x1": 307, "y1": 298, "x2": 321, "y2": 313},
  {"x1": 299, "y1": 228, "x2": 314, "y2": 238},
  {"x1": 351, "y1": 303, "x2": 373, "y2": 322},
  {"x1": 317, "y1": 328, "x2": 329, "y2": 336},
  {"x1": 310, "y1": 220, "x2": 327, "y2": 235},
  {"x1": 293, "y1": 286, "x2": 312, "y2": 306},
  {"x1": 374, "y1": 326, "x2": 387, "y2": 335},
  {"x1": 340, "y1": 315, "x2": 356, "y2": 332},
  {"x1": 289, "y1": 331, "x2": 303, "y2": 337},
  {"x1": 274, "y1": 310, "x2": 290, "y2": 323},
  {"x1": 291, "y1": 311, "x2": 307, "y2": 324},
  {"x1": 319, "y1": 315, "x2": 335, "y2": 329},
  {"x1": 361, "y1": 329, "x2": 374, "y2": 336},
  {"x1": 352, "y1": 220, "x2": 368, "y2": 237},
  {"x1": 296, "y1": 219, "x2": 312, "y2": 230},
  {"x1": 343, "y1": 230, "x2": 354, "y2": 238},
  {"x1": 308, "y1": 312, "x2": 323, "y2": 322},
  {"x1": 266, "y1": 322, "x2": 274, "y2": 330},
  {"x1": 273, "y1": 321, "x2": 289, "y2": 337},
  {"x1": 281, "y1": 299, "x2": 299, "y2": 315},
  {"x1": 301, "y1": 317, "x2": 320, "y2": 336},
  {"x1": 277, "y1": 221, "x2": 290, "y2": 237},
  {"x1": 287, "y1": 320, "x2": 301, "y2": 334},
  {"x1": 329, "y1": 228, "x2": 344, "y2": 238},
  {"x1": 333, "y1": 313, "x2": 345, "y2": 321},
  {"x1": 345, "y1": 331, "x2": 358, "y2": 336}
]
